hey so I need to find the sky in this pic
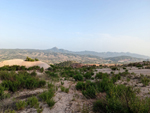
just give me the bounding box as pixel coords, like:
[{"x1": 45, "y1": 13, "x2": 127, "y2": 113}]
[{"x1": 0, "y1": 0, "x2": 150, "y2": 56}]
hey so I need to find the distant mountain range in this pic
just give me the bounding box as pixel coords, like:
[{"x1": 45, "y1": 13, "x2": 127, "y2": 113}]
[
  {"x1": 0, "y1": 47, "x2": 149, "y2": 64},
  {"x1": 46, "y1": 47, "x2": 150, "y2": 59}
]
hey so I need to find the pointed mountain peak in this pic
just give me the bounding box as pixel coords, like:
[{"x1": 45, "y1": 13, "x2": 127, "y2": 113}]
[{"x1": 51, "y1": 47, "x2": 58, "y2": 50}]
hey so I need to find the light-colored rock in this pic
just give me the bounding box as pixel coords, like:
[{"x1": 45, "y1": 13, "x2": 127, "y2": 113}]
[{"x1": 0, "y1": 59, "x2": 50, "y2": 69}]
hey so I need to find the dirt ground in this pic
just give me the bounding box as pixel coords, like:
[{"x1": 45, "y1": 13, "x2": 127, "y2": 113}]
[{"x1": 96, "y1": 67, "x2": 150, "y2": 75}]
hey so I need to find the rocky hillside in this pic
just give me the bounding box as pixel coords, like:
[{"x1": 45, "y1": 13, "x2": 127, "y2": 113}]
[{"x1": 0, "y1": 49, "x2": 146, "y2": 64}]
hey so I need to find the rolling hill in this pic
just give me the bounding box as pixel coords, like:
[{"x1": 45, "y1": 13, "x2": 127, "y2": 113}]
[{"x1": 0, "y1": 48, "x2": 148, "y2": 64}]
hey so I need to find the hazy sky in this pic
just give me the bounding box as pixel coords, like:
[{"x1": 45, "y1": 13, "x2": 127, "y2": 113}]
[{"x1": 0, "y1": 0, "x2": 150, "y2": 56}]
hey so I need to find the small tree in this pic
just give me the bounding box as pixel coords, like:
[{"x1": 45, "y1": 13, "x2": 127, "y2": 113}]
[{"x1": 35, "y1": 58, "x2": 39, "y2": 61}]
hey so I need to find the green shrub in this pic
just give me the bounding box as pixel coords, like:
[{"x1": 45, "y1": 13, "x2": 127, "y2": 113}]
[
  {"x1": 2, "y1": 80, "x2": 20, "y2": 92},
  {"x1": 76, "y1": 82, "x2": 86, "y2": 90},
  {"x1": 20, "y1": 66, "x2": 26, "y2": 70},
  {"x1": 61, "y1": 81, "x2": 64, "y2": 85},
  {"x1": 0, "y1": 71, "x2": 15, "y2": 80},
  {"x1": 73, "y1": 74, "x2": 83, "y2": 81},
  {"x1": 37, "y1": 107, "x2": 43, "y2": 113},
  {"x1": 95, "y1": 72, "x2": 109, "y2": 79},
  {"x1": 82, "y1": 86, "x2": 96, "y2": 99},
  {"x1": 46, "y1": 99, "x2": 55, "y2": 108},
  {"x1": 35, "y1": 58, "x2": 39, "y2": 61},
  {"x1": 111, "y1": 67, "x2": 118, "y2": 71},
  {"x1": 25, "y1": 78, "x2": 39, "y2": 89},
  {"x1": 111, "y1": 74, "x2": 121, "y2": 83},
  {"x1": 38, "y1": 80, "x2": 46, "y2": 87},
  {"x1": 119, "y1": 71, "x2": 129, "y2": 76},
  {"x1": 4, "y1": 110, "x2": 16, "y2": 113},
  {"x1": 39, "y1": 88, "x2": 55, "y2": 108},
  {"x1": 61, "y1": 86, "x2": 65, "y2": 92},
  {"x1": 39, "y1": 88, "x2": 54, "y2": 102},
  {"x1": 123, "y1": 67, "x2": 126, "y2": 70},
  {"x1": 127, "y1": 77, "x2": 130, "y2": 82},
  {"x1": 1, "y1": 72, "x2": 46, "y2": 92},
  {"x1": 96, "y1": 76, "x2": 113, "y2": 92},
  {"x1": 16, "y1": 100, "x2": 26, "y2": 110},
  {"x1": 141, "y1": 77, "x2": 150, "y2": 86},
  {"x1": 48, "y1": 83, "x2": 54, "y2": 89},
  {"x1": 40, "y1": 67, "x2": 44, "y2": 73},
  {"x1": 136, "y1": 64, "x2": 143, "y2": 67},
  {"x1": 93, "y1": 100, "x2": 106, "y2": 113},
  {"x1": 91, "y1": 77, "x2": 94, "y2": 80},
  {"x1": 65, "y1": 88, "x2": 69, "y2": 93},
  {"x1": 27, "y1": 96, "x2": 39, "y2": 108},
  {"x1": 0, "y1": 85, "x2": 4, "y2": 99},
  {"x1": 30, "y1": 71, "x2": 37, "y2": 76},
  {"x1": 25, "y1": 57, "x2": 35, "y2": 62},
  {"x1": 92, "y1": 84, "x2": 150, "y2": 113},
  {"x1": 84, "y1": 72, "x2": 92, "y2": 79},
  {"x1": 45, "y1": 71, "x2": 58, "y2": 77}
]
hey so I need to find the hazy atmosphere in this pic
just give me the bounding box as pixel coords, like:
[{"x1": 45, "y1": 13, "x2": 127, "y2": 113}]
[
  {"x1": 0, "y1": 0, "x2": 150, "y2": 56},
  {"x1": 1, "y1": 1, "x2": 150, "y2": 113}
]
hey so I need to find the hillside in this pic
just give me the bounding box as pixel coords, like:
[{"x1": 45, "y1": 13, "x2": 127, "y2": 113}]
[
  {"x1": 105, "y1": 56, "x2": 144, "y2": 63},
  {"x1": 0, "y1": 49, "x2": 103, "y2": 64},
  {"x1": 0, "y1": 48, "x2": 146, "y2": 64},
  {"x1": 45, "y1": 47, "x2": 149, "y2": 59}
]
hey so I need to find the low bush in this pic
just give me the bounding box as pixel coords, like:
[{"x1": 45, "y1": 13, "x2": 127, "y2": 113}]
[
  {"x1": 39, "y1": 88, "x2": 54, "y2": 102},
  {"x1": 40, "y1": 67, "x2": 44, "y2": 73},
  {"x1": 4, "y1": 110, "x2": 16, "y2": 113},
  {"x1": 45, "y1": 71, "x2": 58, "y2": 77},
  {"x1": 141, "y1": 77, "x2": 150, "y2": 86},
  {"x1": 60, "y1": 86, "x2": 69, "y2": 93},
  {"x1": 25, "y1": 57, "x2": 35, "y2": 62},
  {"x1": 61, "y1": 86, "x2": 65, "y2": 92},
  {"x1": 73, "y1": 74, "x2": 83, "y2": 81},
  {"x1": 65, "y1": 88, "x2": 69, "y2": 93},
  {"x1": 1, "y1": 71, "x2": 46, "y2": 92},
  {"x1": 46, "y1": 99, "x2": 55, "y2": 108},
  {"x1": 61, "y1": 81, "x2": 64, "y2": 85},
  {"x1": 111, "y1": 67, "x2": 118, "y2": 71},
  {"x1": 76, "y1": 82, "x2": 86, "y2": 90},
  {"x1": 38, "y1": 80, "x2": 46, "y2": 87},
  {"x1": 0, "y1": 65, "x2": 42, "y2": 71},
  {"x1": 39, "y1": 88, "x2": 55, "y2": 108},
  {"x1": 123, "y1": 67, "x2": 126, "y2": 70},
  {"x1": 93, "y1": 84, "x2": 150, "y2": 113},
  {"x1": 84, "y1": 72, "x2": 92, "y2": 79},
  {"x1": 95, "y1": 72, "x2": 109, "y2": 79},
  {"x1": 119, "y1": 71, "x2": 129, "y2": 76},
  {"x1": 0, "y1": 85, "x2": 5, "y2": 99},
  {"x1": 35, "y1": 58, "x2": 39, "y2": 61},
  {"x1": 136, "y1": 64, "x2": 143, "y2": 67},
  {"x1": 16, "y1": 100, "x2": 26, "y2": 110},
  {"x1": 27, "y1": 96, "x2": 39, "y2": 108},
  {"x1": 82, "y1": 86, "x2": 96, "y2": 99},
  {"x1": 48, "y1": 83, "x2": 54, "y2": 89},
  {"x1": 96, "y1": 76, "x2": 113, "y2": 92},
  {"x1": 111, "y1": 74, "x2": 121, "y2": 83},
  {"x1": 30, "y1": 71, "x2": 37, "y2": 76}
]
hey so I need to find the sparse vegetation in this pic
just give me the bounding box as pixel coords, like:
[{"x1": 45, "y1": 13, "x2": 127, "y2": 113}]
[
  {"x1": 25, "y1": 57, "x2": 39, "y2": 62},
  {"x1": 39, "y1": 88, "x2": 55, "y2": 108},
  {"x1": 1, "y1": 59, "x2": 150, "y2": 113}
]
